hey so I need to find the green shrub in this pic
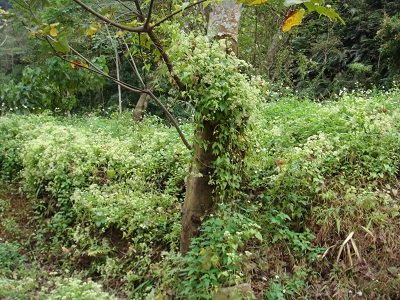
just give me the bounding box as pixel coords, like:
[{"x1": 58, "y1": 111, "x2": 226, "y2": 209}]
[
  {"x1": 0, "y1": 241, "x2": 38, "y2": 299},
  {"x1": 177, "y1": 204, "x2": 262, "y2": 299},
  {"x1": 0, "y1": 56, "x2": 107, "y2": 115},
  {"x1": 0, "y1": 113, "x2": 191, "y2": 295},
  {"x1": 1, "y1": 86, "x2": 400, "y2": 298},
  {"x1": 0, "y1": 115, "x2": 24, "y2": 181},
  {"x1": 40, "y1": 277, "x2": 117, "y2": 300},
  {"x1": 248, "y1": 88, "x2": 400, "y2": 225}
]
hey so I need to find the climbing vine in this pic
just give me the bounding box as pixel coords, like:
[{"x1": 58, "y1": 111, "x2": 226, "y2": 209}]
[{"x1": 159, "y1": 27, "x2": 261, "y2": 200}]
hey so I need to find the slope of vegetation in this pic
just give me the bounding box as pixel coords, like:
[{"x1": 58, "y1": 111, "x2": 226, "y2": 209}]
[{"x1": 1, "y1": 87, "x2": 400, "y2": 299}]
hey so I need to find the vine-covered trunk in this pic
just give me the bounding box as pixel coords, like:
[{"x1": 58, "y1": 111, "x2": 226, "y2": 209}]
[
  {"x1": 180, "y1": 121, "x2": 216, "y2": 254},
  {"x1": 180, "y1": 0, "x2": 242, "y2": 255}
]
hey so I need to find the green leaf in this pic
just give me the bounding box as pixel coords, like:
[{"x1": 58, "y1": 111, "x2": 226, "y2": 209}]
[
  {"x1": 255, "y1": 231, "x2": 263, "y2": 241},
  {"x1": 237, "y1": 0, "x2": 270, "y2": 6},
  {"x1": 52, "y1": 36, "x2": 70, "y2": 53},
  {"x1": 181, "y1": 2, "x2": 190, "y2": 10},
  {"x1": 304, "y1": 1, "x2": 345, "y2": 24},
  {"x1": 202, "y1": 0, "x2": 212, "y2": 9},
  {"x1": 284, "y1": 0, "x2": 309, "y2": 6}
]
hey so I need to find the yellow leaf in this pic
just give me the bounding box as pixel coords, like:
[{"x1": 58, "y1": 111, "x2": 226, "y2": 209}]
[
  {"x1": 87, "y1": 22, "x2": 101, "y2": 36},
  {"x1": 87, "y1": 27, "x2": 98, "y2": 36},
  {"x1": 70, "y1": 59, "x2": 88, "y2": 70},
  {"x1": 237, "y1": 0, "x2": 270, "y2": 5},
  {"x1": 248, "y1": 0, "x2": 270, "y2": 5},
  {"x1": 35, "y1": 30, "x2": 43, "y2": 37},
  {"x1": 115, "y1": 31, "x2": 125, "y2": 39},
  {"x1": 155, "y1": 294, "x2": 163, "y2": 300},
  {"x1": 49, "y1": 27, "x2": 57, "y2": 37},
  {"x1": 282, "y1": 8, "x2": 305, "y2": 32}
]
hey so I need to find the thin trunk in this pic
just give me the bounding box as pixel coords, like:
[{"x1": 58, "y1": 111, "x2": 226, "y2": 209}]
[
  {"x1": 180, "y1": 0, "x2": 242, "y2": 255},
  {"x1": 106, "y1": 26, "x2": 122, "y2": 113},
  {"x1": 252, "y1": 7, "x2": 259, "y2": 65},
  {"x1": 116, "y1": 53, "x2": 122, "y2": 114},
  {"x1": 132, "y1": 83, "x2": 153, "y2": 121}
]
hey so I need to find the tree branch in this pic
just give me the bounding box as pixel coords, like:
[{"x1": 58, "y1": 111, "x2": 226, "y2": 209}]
[
  {"x1": 147, "y1": 28, "x2": 186, "y2": 92},
  {"x1": 144, "y1": 0, "x2": 155, "y2": 30},
  {"x1": 114, "y1": 0, "x2": 137, "y2": 14},
  {"x1": 0, "y1": 35, "x2": 8, "y2": 47},
  {"x1": 122, "y1": 40, "x2": 146, "y2": 88},
  {"x1": 151, "y1": 0, "x2": 209, "y2": 29},
  {"x1": 73, "y1": 0, "x2": 145, "y2": 33},
  {"x1": 147, "y1": 90, "x2": 192, "y2": 150},
  {"x1": 44, "y1": 35, "x2": 191, "y2": 151}
]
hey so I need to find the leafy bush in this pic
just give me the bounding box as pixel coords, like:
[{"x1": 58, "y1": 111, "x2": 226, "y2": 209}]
[
  {"x1": 0, "y1": 241, "x2": 38, "y2": 299},
  {"x1": 0, "y1": 115, "x2": 25, "y2": 181},
  {"x1": 1, "y1": 86, "x2": 400, "y2": 298},
  {"x1": 0, "y1": 113, "x2": 190, "y2": 295},
  {"x1": 376, "y1": 13, "x2": 400, "y2": 83},
  {"x1": 0, "y1": 56, "x2": 107, "y2": 115},
  {"x1": 159, "y1": 26, "x2": 261, "y2": 199},
  {"x1": 177, "y1": 204, "x2": 262, "y2": 299},
  {"x1": 40, "y1": 277, "x2": 117, "y2": 300},
  {"x1": 246, "y1": 87, "x2": 400, "y2": 297}
]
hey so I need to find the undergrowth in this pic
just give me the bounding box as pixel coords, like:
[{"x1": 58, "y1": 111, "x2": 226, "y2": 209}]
[{"x1": 0, "y1": 87, "x2": 400, "y2": 299}]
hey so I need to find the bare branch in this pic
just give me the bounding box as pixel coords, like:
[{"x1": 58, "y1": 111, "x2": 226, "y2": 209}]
[
  {"x1": 73, "y1": 0, "x2": 186, "y2": 92},
  {"x1": 152, "y1": 0, "x2": 209, "y2": 29},
  {"x1": 147, "y1": 90, "x2": 192, "y2": 150},
  {"x1": 122, "y1": 40, "x2": 145, "y2": 88},
  {"x1": 133, "y1": 0, "x2": 143, "y2": 18},
  {"x1": 144, "y1": 0, "x2": 155, "y2": 30},
  {"x1": 115, "y1": 0, "x2": 136, "y2": 13},
  {"x1": 13, "y1": 0, "x2": 39, "y2": 22},
  {"x1": 73, "y1": 0, "x2": 145, "y2": 33},
  {"x1": 0, "y1": 35, "x2": 8, "y2": 47},
  {"x1": 43, "y1": 35, "x2": 191, "y2": 150},
  {"x1": 68, "y1": 46, "x2": 144, "y2": 93}
]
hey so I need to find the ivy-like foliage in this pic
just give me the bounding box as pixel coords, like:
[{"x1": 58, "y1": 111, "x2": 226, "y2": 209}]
[{"x1": 159, "y1": 27, "x2": 261, "y2": 199}]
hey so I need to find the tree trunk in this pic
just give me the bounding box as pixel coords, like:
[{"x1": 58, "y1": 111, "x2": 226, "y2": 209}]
[
  {"x1": 180, "y1": 121, "x2": 216, "y2": 254},
  {"x1": 132, "y1": 82, "x2": 153, "y2": 121},
  {"x1": 180, "y1": 0, "x2": 242, "y2": 254},
  {"x1": 106, "y1": 25, "x2": 122, "y2": 113},
  {"x1": 132, "y1": 92, "x2": 150, "y2": 121},
  {"x1": 207, "y1": 0, "x2": 242, "y2": 55}
]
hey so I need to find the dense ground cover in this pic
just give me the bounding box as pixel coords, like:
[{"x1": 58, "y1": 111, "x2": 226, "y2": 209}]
[{"x1": 1, "y1": 88, "x2": 400, "y2": 299}]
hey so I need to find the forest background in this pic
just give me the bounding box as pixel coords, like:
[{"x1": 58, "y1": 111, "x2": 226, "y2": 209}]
[{"x1": 1, "y1": 0, "x2": 400, "y2": 115}]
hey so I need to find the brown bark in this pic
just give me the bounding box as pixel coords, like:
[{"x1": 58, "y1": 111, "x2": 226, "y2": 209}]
[
  {"x1": 180, "y1": 121, "x2": 216, "y2": 254},
  {"x1": 132, "y1": 92, "x2": 150, "y2": 121},
  {"x1": 132, "y1": 82, "x2": 154, "y2": 122}
]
